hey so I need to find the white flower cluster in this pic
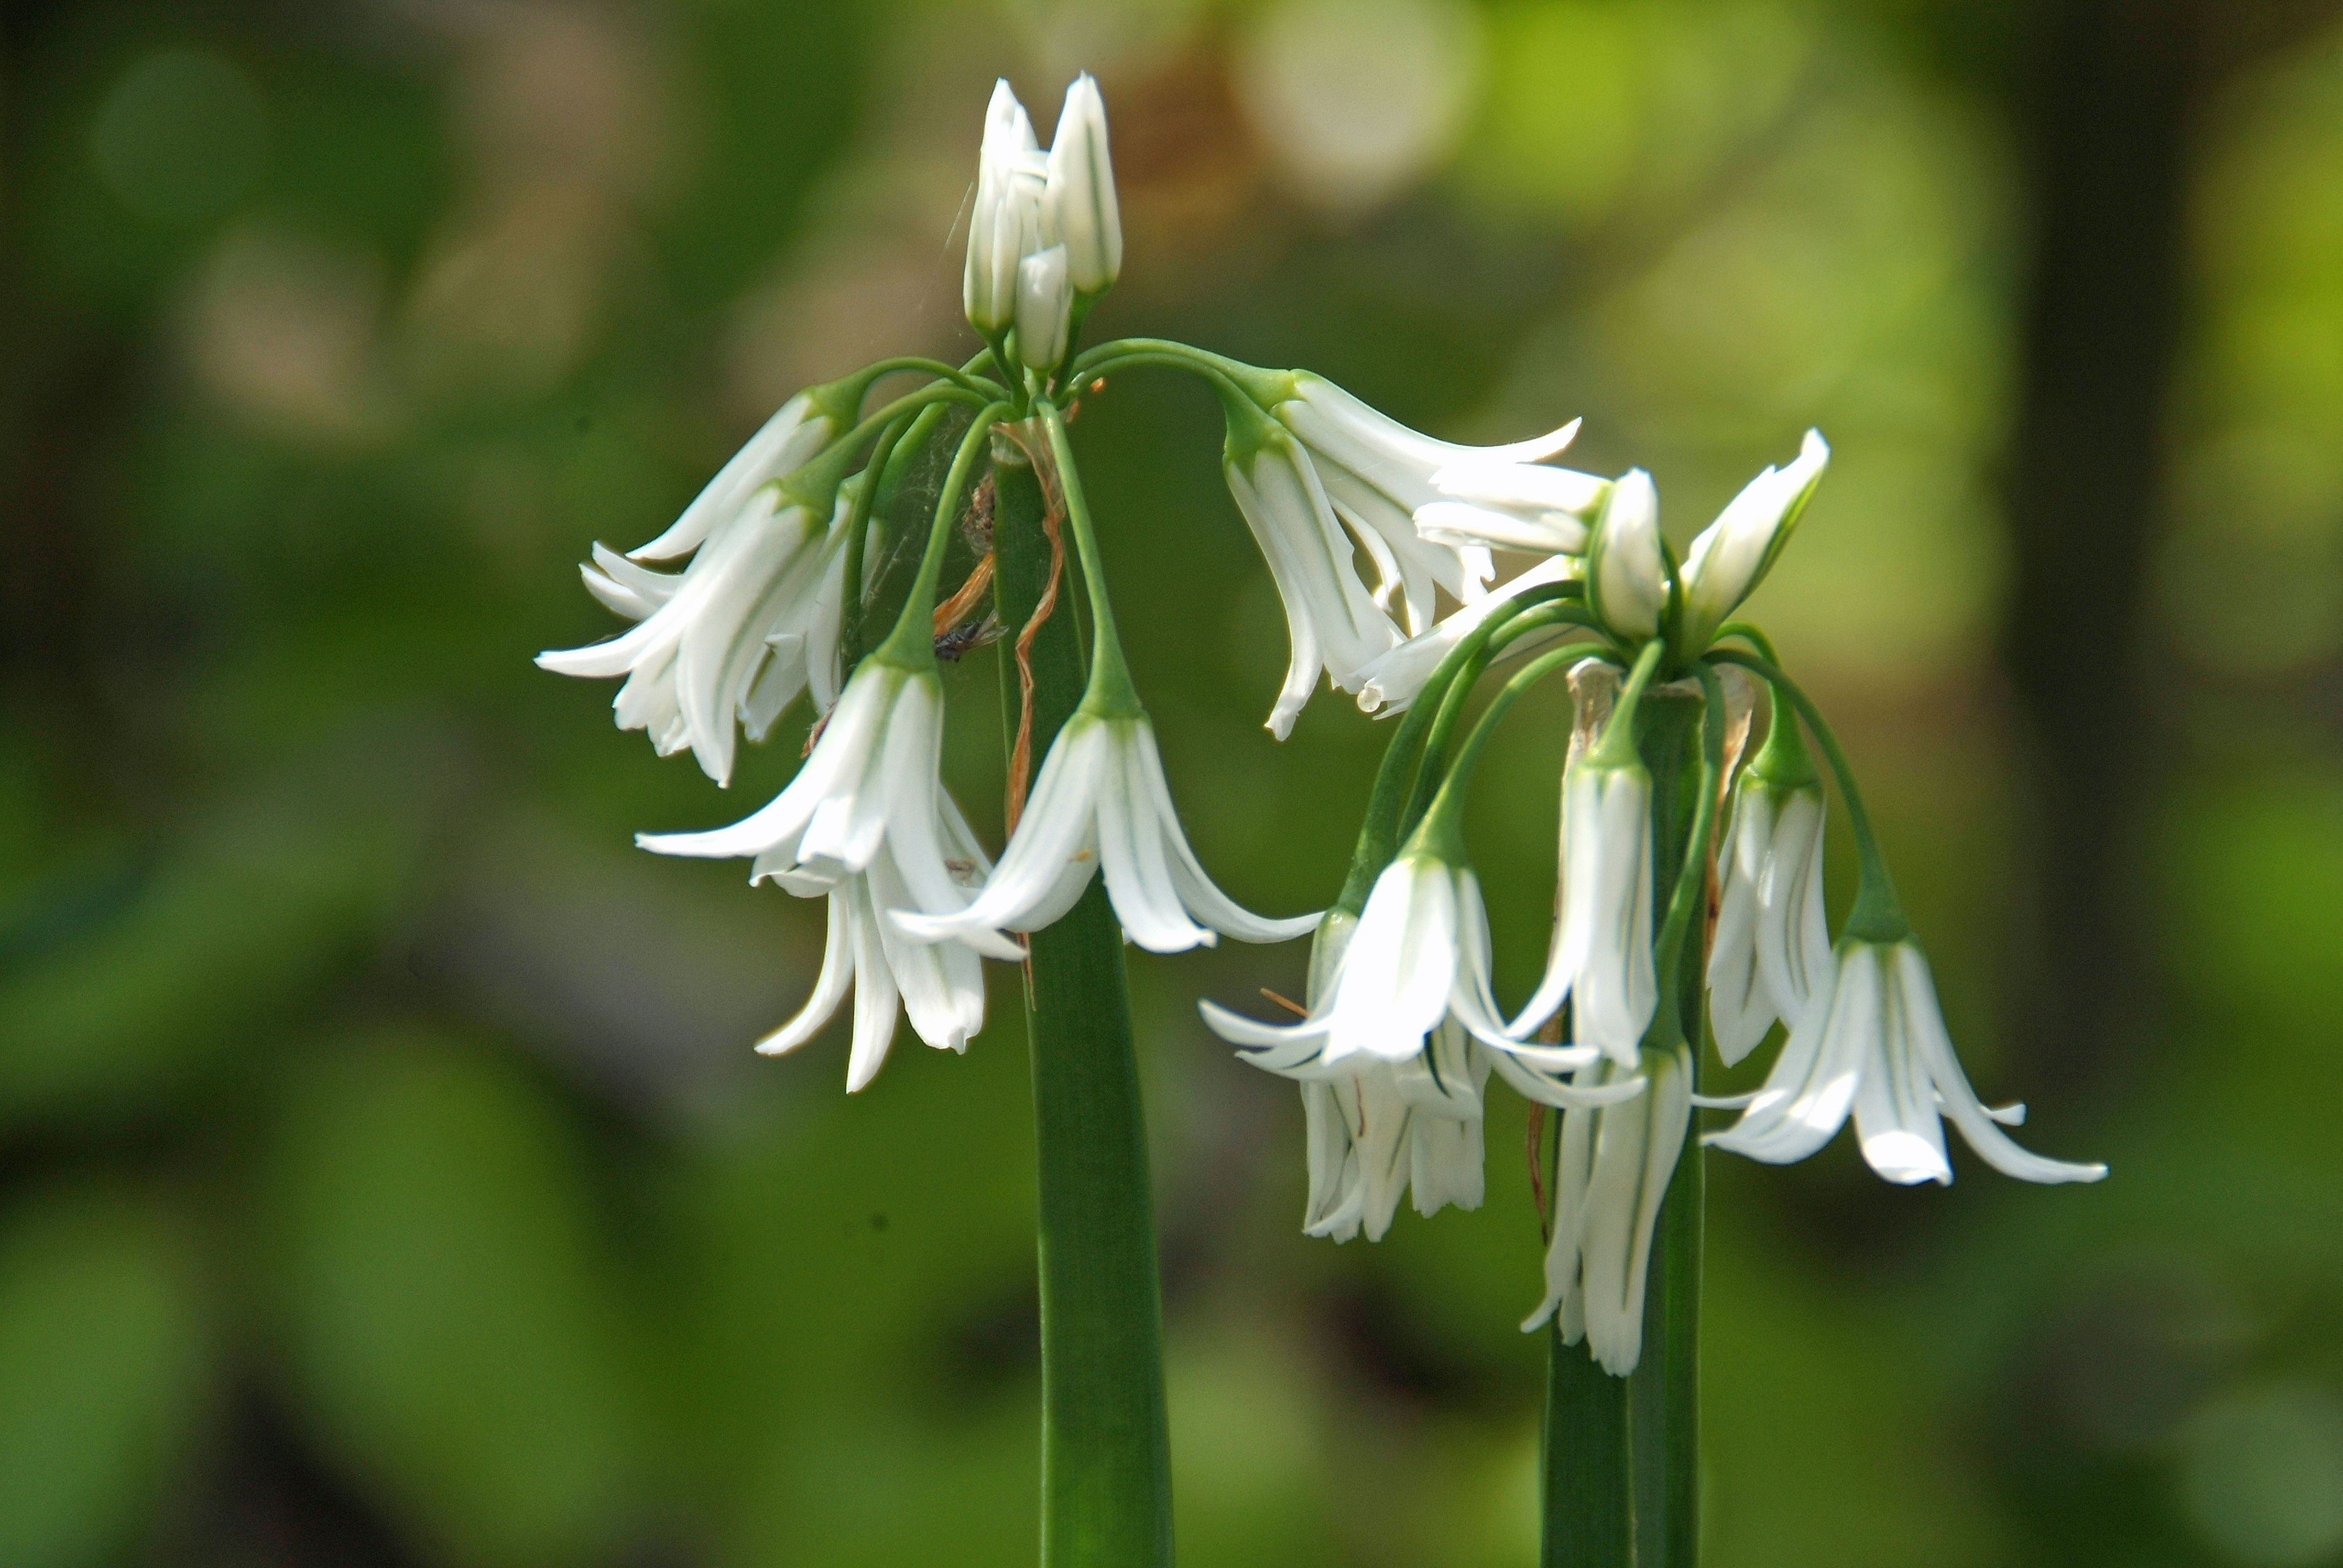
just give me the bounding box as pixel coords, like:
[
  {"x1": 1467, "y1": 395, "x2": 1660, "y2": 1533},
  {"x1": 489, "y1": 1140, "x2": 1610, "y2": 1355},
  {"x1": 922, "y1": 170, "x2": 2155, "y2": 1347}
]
[{"x1": 540, "y1": 72, "x2": 2104, "y2": 1383}]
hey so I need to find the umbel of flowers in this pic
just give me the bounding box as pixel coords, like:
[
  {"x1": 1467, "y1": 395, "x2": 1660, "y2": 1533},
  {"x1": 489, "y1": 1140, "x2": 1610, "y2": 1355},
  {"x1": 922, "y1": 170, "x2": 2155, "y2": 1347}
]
[{"x1": 538, "y1": 71, "x2": 2104, "y2": 1568}]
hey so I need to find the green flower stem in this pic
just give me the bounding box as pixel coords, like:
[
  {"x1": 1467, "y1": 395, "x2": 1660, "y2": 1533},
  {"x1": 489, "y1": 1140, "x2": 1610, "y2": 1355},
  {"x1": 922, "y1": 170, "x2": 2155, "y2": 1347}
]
[
  {"x1": 1704, "y1": 647, "x2": 1908, "y2": 942},
  {"x1": 991, "y1": 427, "x2": 1172, "y2": 1568},
  {"x1": 870, "y1": 403, "x2": 1006, "y2": 667},
  {"x1": 1543, "y1": 1293, "x2": 1632, "y2": 1567},
  {"x1": 1398, "y1": 605, "x2": 1613, "y2": 846},
  {"x1": 792, "y1": 380, "x2": 997, "y2": 515},
  {"x1": 1067, "y1": 336, "x2": 1269, "y2": 397},
  {"x1": 838, "y1": 412, "x2": 916, "y2": 673},
  {"x1": 1034, "y1": 399, "x2": 1141, "y2": 716},
  {"x1": 1412, "y1": 638, "x2": 1612, "y2": 861},
  {"x1": 1649, "y1": 663, "x2": 1730, "y2": 1041},
  {"x1": 1625, "y1": 684, "x2": 1710, "y2": 1568},
  {"x1": 1330, "y1": 591, "x2": 1562, "y2": 917},
  {"x1": 849, "y1": 355, "x2": 1005, "y2": 402},
  {"x1": 1587, "y1": 641, "x2": 1670, "y2": 771},
  {"x1": 1713, "y1": 622, "x2": 1819, "y2": 787}
]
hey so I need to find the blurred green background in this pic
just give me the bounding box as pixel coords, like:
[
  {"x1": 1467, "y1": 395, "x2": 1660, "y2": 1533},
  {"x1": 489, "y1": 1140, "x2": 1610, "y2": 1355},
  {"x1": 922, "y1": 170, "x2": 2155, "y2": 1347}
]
[{"x1": 6, "y1": 0, "x2": 2343, "y2": 1564}]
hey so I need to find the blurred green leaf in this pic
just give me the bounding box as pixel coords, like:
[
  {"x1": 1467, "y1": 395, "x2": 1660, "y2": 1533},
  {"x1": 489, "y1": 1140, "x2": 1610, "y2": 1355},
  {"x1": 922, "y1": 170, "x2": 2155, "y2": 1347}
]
[
  {"x1": 258, "y1": 1030, "x2": 639, "y2": 1568},
  {"x1": 0, "y1": 1185, "x2": 210, "y2": 1568}
]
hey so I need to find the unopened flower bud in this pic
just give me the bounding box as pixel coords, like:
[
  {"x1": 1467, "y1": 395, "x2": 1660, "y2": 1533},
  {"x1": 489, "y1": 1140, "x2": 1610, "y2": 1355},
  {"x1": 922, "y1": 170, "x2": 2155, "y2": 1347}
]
[
  {"x1": 1679, "y1": 429, "x2": 1829, "y2": 650},
  {"x1": 1586, "y1": 469, "x2": 1666, "y2": 642},
  {"x1": 965, "y1": 80, "x2": 1047, "y2": 335},
  {"x1": 1015, "y1": 244, "x2": 1075, "y2": 371},
  {"x1": 1045, "y1": 73, "x2": 1123, "y2": 296}
]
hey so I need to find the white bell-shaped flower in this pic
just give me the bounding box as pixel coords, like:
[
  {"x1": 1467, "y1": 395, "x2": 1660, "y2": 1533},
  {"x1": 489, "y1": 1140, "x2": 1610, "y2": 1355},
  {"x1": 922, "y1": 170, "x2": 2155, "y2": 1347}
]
[
  {"x1": 1044, "y1": 73, "x2": 1122, "y2": 296},
  {"x1": 537, "y1": 484, "x2": 847, "y2": 786},
  {"x1": 1706, "y1": 772, "x2": 1832, "y2": 1065},
  {"x1": 761, "y1": 796, "x2": 991, "y2": 1092},
  {"x1": 892, "y1": 711, "x2": 1317, "y2": 958},
  {"x1": 635, "y1": 657, "x2": 969, "y2": 916},
  {"x1": 1284, "y1": 1021, "x2": 1495, "y2": 1243},
  {"x1": 628, "y1": 390, "x2": 837, "y2": 563},
  {"x1": 1509, "y1": 755, "x2": 1658, "y2": 1065},
  {"x1": 1272, "y1": 374, "x2": 1586, "y2": 632},
  {"x1": 1521, "y1": 1046, "x2": 1689, "y2": 1376},
  {"x1": 1351, "y1": 555, "x2": 1578, "y2": 716},
  {"x1": 1201, "y1": 854, "x2": 1645, "y2": 1122},
  {"x1": 1677, "y1": 429, "x2": 1829, "y2": 651},
  {"x1": 1707, "y1": 939, "x2": 2108, "y2": 1186},
  {"x1": 1223, "y1": 412, "x2": 1403, "y2": 739},
  {"x1": 1413, "y1": 439, "x2": 1610, "y2": 557}
]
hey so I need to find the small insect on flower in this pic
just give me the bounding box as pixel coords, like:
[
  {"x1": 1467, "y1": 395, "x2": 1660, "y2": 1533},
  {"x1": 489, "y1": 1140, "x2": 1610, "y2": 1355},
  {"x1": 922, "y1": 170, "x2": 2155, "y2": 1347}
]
[{"x1": 935, "y1": 613, "x2": 1005, "y2": 662}]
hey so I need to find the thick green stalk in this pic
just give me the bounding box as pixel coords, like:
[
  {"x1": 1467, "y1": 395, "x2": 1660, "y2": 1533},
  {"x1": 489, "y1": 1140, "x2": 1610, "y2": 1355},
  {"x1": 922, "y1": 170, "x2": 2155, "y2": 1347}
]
[
  {"x1": 1628, "y1": 687, "x2": 1709, "y2": 1568},
  {"x1": 1543, "y1": 1182, "x2": 1632, "y2": 1566},
  {"x1": 991, "y1": 426, "x2": 1172, "y2": 1567}
]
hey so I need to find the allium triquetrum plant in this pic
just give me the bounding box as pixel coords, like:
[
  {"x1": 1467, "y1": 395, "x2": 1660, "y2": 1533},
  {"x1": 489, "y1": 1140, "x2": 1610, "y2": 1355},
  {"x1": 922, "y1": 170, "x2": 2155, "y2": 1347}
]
[{"x1": 539, "y1": 70, "x2": 2105, "y2": 1568}]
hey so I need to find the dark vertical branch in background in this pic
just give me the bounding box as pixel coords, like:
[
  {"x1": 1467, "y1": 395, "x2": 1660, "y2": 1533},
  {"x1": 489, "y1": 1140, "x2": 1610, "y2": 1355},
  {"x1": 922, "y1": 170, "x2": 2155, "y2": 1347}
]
[{"x1": 1996, "y1": 0, "x2": 2206, "y2": 1092}]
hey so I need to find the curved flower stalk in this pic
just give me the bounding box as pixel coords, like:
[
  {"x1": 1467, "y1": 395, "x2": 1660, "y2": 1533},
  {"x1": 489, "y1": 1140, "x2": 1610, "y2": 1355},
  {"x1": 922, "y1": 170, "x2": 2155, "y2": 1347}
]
[
  {"x1": 1706, "y1": 939, "x2": 2107, "y2": 1186},
  {"x1": 759, "y1": 793, "x2": 991, "y2": 1092},
  {"x1": 895, "y1": 707, "x2": 1318, "y2": 957},
  {"x1": 1523, "y1": 1046, "x2": 1690, "y2": 1376}
]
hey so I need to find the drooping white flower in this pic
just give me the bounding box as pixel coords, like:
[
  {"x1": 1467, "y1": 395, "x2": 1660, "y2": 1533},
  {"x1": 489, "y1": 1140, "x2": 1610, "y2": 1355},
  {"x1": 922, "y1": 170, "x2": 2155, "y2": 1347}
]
[
  {"x1": 1413, "y1": 442, "x2": 1610, "y2": 557},
  {"x1": 1044, "y1": 73, "x2": 1121, "y2": 296},
  {"x1": 1707, "y1": 939, "x2": 2108, "y2": 1186},
  {"x1": 537, "y1": 484, "x2": 847, "y2": 786},
  {"x1": 965, "y1": 80, "x2": 1048, "y2": 336},
  {"x1": 1281, "y1": 1020, "x2": 1495, "y2": 1243},
  {"x1": 1218, "y1": 907, "x2": 1626, "y2": 1241},
  {"x1": 1510, "y1": 754, "x2": 1658, "y2": 1065},
  {"x1": 1201, "y1": 853, "x2": 1645, "y2": 1128},
  {"x1": 1677, "y1": 429, "x2": 1829, "y2": 651},
  {"x1": 1706, "y1": 772, "x2": 1832, "y2": 1065},
  {"x1": 628, "y1": 390, "x2": 838, "y2": 563},
  {"x1": 1522, "y1": 1046, "x2": 1690, "y2": 1376},
  {"x1": 1015, "y1": 244, "x2": 1075, "y2": 372},
  {"x1": 1219, "y1": 374, "x2": 1592, "y2": 738},
  {"x1": 1352, "y1": 554, "x2": 1578, "y2": 716},
  {"x1": 635, "y1": 657, "x2": 968, "y2": 913},
  {"x1": 1271, "y1": 374, "x2": 1589, "y2": 634},
  {"x1": 1222, "y1": 407, "x2": 1406, "y2": 739},
  {"x1": 893, "y1": 710, "x2": 1317, "y2": 958},
  {"x1": 760, "y1": 796, "x2": 991, "y2": 1092},
  {"x1": 1584, "y1": 469, "x2": 1666, "y2": 644}
]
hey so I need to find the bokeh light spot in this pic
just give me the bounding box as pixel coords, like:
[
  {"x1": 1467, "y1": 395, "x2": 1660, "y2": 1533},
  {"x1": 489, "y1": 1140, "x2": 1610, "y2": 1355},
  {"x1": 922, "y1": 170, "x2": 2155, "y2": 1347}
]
[
  {"x1": 90, "y1": 48, "x2": 268, "y2": 224},
  {"x1": 2181, "y1": 1381, "x2": 2343, "y2": 1567}
]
